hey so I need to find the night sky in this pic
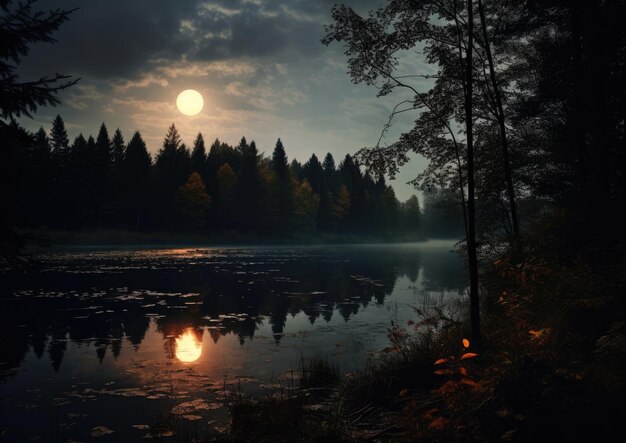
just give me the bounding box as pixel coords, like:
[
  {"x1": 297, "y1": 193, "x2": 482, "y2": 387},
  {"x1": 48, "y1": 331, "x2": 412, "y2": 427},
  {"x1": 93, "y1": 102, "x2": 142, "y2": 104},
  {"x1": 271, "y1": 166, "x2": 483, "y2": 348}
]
[{"x1": 16, "y1": 0, "x2": 435, "y2": 201}]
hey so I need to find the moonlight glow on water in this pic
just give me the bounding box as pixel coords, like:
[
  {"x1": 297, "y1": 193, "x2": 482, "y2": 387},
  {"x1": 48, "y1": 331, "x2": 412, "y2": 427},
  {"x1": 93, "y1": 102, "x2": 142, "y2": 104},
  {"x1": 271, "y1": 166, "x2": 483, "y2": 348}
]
[{"x1": 175, "y1": 329, "x2": 203, "y2": 362}]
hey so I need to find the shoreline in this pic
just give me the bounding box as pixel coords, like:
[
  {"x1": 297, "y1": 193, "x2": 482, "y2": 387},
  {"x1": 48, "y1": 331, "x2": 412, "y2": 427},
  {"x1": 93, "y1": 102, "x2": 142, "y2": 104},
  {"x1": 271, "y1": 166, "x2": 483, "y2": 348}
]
[{"x1": 18, "y1": 228, "x2": 458, "y2": 252}]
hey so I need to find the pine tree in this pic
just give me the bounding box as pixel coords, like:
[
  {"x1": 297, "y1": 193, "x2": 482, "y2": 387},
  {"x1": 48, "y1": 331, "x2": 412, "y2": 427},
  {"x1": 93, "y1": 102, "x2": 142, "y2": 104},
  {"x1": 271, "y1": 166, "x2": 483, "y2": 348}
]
[
  {"x1": 271, "y1": 138, "x2": 289, "y2": 182},
  {"x1": 216, "y1": 163, "x2": 238, "y2": 227},
  {"x1": 123, "y1": 131, "x2": 151, "y2": 230},
  {"x1": 111, "y1": 128, "x2": 125, "y2": 165},
  {"x1": 94, "y1": 123, "x2": 113, "y2": 227},
  {"x1": 401, "y1": 195, "x2": 421, "y2": 235},
  {"x1": 237, "y1": 139, "x2": 260, "y2": 230},
  {"x1": 271, "y1": 138, "x2": 292, "y2": 229},
  {"x1": 323, "y1": 152, "x2": 338, "y2": 193},
  {"x1": 191, "y1": 133, "x2": 206, "y2": 173},
  {"x1": 50, "y1": 115, "x2": 69, "y2": 161},
  {"x1": 154, "y1": 124, "x2": 191, "y2": 227}
]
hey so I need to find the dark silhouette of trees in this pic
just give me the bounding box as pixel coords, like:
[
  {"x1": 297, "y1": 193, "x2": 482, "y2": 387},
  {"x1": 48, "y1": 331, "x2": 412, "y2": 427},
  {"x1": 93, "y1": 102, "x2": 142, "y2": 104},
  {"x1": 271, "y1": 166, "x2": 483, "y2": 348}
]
[
  {"x1": 122, "y1": 131, "x2": 151, "y2": 231},
  {"x1": 191, "y1": 132, "x2": 206, "y2": 173},
  {"x1": 154, "y1": 124, "x2": 192, "y2": 228},
  {"x1": 216, "y1": 162, "x2": 238, "y2": 228},
  {"x1": 271, "y1": 138, "x2": 292, "y2": 229},
  {"x1": 5, "y1": 117, "x2": 438, "y2": 240}
]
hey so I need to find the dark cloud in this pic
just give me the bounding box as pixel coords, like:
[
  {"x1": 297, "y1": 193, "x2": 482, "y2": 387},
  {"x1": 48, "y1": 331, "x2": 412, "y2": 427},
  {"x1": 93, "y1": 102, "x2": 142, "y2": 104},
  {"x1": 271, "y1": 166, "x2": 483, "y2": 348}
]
[
  {"x1": 16, "y1": 0, "x2": 198, "y2": 78},
  {"x1": 16, "y1": 0, "x2": 382, "y2": 80}
]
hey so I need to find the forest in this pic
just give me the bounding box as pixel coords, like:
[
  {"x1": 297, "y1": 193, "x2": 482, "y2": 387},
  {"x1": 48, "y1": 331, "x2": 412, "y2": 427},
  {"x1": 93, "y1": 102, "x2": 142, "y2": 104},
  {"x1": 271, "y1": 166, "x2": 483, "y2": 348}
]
[
  {"x1": 1, "y1": 0, "x2": 625, "y2": 441},
  {"x1": 2, "y1": 116, "x2": 465, "y2": 242}
]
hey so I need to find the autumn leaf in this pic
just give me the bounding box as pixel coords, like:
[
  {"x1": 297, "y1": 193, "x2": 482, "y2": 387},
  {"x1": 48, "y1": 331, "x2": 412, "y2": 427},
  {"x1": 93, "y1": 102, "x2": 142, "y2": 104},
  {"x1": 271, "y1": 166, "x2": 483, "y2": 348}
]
[
  {"x1": 434, "y1": 358, "x2": 447, "y2": 365},
  {"x1": 421, "y1": 408, "x2": 438, "y2": 420},
  {"x1": 428, "y1": 417, "x2": 449, "y2": 430},
  {"x1": 460, "y1": 352, "x2": 478, "y2": 360},
  {"x1": 460, "y1": 378, "x2": 481, "y2": 389},
  {"x1": 434, "y1": 369, "x2": 452, "y2": 375},
  {"x1": 462, "y1": 338, "x2": 470, "y2": 348},
  {"x1": 458, "y1": 366, "x2": 468, "y2": 376}
]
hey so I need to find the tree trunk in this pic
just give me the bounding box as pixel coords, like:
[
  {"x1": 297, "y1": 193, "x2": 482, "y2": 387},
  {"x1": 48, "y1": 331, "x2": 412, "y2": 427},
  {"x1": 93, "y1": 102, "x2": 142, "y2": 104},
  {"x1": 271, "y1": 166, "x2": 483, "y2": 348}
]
[
  {"x1": 465, "y1": 0, "x2": 482, "y2": 345},
  {"x1": 477, "y1": 0, "x2": 519, "y2": 239}
]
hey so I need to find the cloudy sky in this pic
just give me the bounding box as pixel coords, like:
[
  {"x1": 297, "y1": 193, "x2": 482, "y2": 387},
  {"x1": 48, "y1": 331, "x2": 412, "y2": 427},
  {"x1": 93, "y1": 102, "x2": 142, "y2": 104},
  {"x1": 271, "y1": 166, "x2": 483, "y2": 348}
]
[{"x1": 17, "y1": 0, "x2": 431, "y2": 201}]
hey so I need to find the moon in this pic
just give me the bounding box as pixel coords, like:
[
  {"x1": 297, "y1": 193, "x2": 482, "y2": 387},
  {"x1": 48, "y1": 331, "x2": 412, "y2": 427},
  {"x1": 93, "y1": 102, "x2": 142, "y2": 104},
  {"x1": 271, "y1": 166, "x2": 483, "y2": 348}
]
[
  {"x1": 175, "y1": 329, "x2": 202, "y2": 362},
  {"x1": 176, "y1": 89, "x2": 204, "y2": 116}
]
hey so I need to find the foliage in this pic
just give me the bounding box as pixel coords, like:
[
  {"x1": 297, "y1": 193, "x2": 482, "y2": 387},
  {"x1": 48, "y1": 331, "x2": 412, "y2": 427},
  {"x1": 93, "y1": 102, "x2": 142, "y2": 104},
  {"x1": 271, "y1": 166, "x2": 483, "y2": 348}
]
[
  {"x1": 0, "y1": 0, "x2": 78, "y2": 119},
  {"x1": 177, "y1": 172, "x2": 211, "y2": 228}
]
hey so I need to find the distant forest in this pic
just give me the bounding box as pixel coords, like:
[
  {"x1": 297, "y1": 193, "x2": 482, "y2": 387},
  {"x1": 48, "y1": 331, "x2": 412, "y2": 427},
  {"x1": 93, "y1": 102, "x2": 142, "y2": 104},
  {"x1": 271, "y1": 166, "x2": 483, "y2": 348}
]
[{"x1": 3, "y1": 116, "x2": 463, "y2": 240}]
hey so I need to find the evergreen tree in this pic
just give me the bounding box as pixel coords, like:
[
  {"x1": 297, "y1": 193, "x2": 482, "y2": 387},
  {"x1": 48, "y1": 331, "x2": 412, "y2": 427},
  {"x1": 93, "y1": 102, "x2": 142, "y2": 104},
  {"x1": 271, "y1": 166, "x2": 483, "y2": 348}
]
[
  {"x1": 303, "y1": 153, "x2": 331, "y2": 228},
  {"x1": 123, "y1": 131, "x2": 151, "y2": 230},
  {"x1": 236, "y1": 139, "x2": 261, "y2": 230},
  {"x1": 49, "y1": 115, "x2": 71, "y2": 226},
  {"x1": 216, "y1": 163, "x2": 238, "y2": 228},
  {"x1": 323, "y1": 152, "x2": 338, "y2": 193},
  {"x1": 110, "y1": 128, "x2": 125, "y2": 225},
  {"x1": 271, "y1": 138, "x2": 289, "y2": 182},
  {"x1": 290, "y1": 159, "x2": 303, "y2": 180},
  {"x1": 24, "y1": 128, "x2": 53, "y2": 224},
  {"x1": 191, "y1": 133, "x2": 206, "y2": 173},
  {"x1": 111, "y1": 128, "x2": 125, "y2": 165},
  {"x1": 67, "y1": 133, "x2": 95, "y2": 225},
  {"x1": 94, "y1": 123, "x2": 113, "y2": 227},
  {"x1": 401, "y1": 195, "x2": 421, "y2": 235},
  {"x1": 338, "y1": 154, "x2": 364, "y2": 229},
  {"x1": 50, "y1": 115, "x2": 69, "y2": 160},
  {"x1": 154, "y1": 124, "x2": 191, "y2": 227},
  {"x1": 271, "y1": 138, "x2": 292, "y2": 229}
]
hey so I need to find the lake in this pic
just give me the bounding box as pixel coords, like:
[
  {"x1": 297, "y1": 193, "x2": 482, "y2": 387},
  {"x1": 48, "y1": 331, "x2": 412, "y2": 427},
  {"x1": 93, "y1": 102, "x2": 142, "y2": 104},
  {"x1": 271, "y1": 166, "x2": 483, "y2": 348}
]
[{"x1": 0, "y1": 241, "x2": 465, "y2": 441}]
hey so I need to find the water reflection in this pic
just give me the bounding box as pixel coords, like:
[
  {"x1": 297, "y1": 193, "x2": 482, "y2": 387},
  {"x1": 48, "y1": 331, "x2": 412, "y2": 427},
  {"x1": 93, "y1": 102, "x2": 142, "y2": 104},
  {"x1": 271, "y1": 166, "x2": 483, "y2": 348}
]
[
  {"x1": 0, "y1": 243, "x2": 464, "y2": 374},
  {"x1": 175, "y1": 329, "x2": 203, "y2": 362},
  {"x1": 0, "y1": 242, "x2": 465, "y2": 441}
]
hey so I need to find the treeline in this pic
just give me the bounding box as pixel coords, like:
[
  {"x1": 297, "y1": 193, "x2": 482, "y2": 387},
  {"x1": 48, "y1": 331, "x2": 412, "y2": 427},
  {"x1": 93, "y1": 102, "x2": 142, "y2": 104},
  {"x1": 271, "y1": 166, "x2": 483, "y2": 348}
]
[{"x1": 7, "y1": 116, "x2": 458, "y2": 239}]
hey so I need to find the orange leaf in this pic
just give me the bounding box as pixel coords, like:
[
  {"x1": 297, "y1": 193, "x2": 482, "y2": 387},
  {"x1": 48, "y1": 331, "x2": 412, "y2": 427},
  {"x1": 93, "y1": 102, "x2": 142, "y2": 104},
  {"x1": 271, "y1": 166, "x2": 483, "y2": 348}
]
[
  {"x1": 460, "y1": 378, "x2": 482, "y2": 390},
  {"x1": 462, "y1": 338, "x2": 470, "y2": 348},
  {"x1": 434, "y1": 369, "x2": 452, "y2": 375},
  {"x1": 434, "y1": 358, "x2": 447, "y2": 365},
  {"x1": 428, "y1": 417, "x2": 449, "y2": 430},
  {"x1": 422, "y1": 407, "x2": 438, "y2": 419},
  {"x1": 460, "y1": 352, "x2": 478, "y2": 360},
  {"x1": 460, "y1": 378, "x2": 478, "y2": 386},
  {"x1": 459, "y1": 366, "x2": 468, "y2": 376}
]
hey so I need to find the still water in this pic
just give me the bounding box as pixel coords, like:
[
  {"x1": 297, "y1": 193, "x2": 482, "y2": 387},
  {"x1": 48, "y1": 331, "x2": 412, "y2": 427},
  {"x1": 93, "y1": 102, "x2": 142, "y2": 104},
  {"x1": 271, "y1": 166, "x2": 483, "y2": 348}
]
[{"x1": 0, "y1": 241, "x2": 464, "y2": 441}]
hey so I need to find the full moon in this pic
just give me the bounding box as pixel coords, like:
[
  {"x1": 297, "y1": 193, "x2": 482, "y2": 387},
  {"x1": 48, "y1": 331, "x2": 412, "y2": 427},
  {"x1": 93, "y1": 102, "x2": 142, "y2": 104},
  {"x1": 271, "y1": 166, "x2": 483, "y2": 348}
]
[{"x1": 176, "y1": 89, "x2": 204, "y2": 116}]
